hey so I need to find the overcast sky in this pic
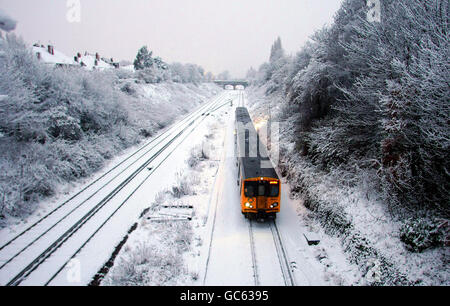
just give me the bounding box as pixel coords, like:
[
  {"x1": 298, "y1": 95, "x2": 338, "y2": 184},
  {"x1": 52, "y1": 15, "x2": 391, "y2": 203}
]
[{"x1": 0, "y1": 0, "x2": 343, "y2": 77}]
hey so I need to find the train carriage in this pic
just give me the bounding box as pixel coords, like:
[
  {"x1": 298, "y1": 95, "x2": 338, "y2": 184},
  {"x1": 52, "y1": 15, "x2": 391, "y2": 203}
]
[{"x1": 235, "y1": 107, "x2": 280, "y2": 219}]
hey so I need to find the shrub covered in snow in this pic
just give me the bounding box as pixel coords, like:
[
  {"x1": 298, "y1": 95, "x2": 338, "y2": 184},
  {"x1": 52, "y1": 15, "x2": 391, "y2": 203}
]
[
  {"x1": 102, "y1": 222, "x2": 192, "y2": 286},
  {"x1": 171, "y1": 172, "x2": 198, "y2": 199},
  {"x1": 187, "y1": 142, "x2": 211, "y2": 169},
  {"x1": 400, "y1": 218, "x2": 446, "y2": 253}
]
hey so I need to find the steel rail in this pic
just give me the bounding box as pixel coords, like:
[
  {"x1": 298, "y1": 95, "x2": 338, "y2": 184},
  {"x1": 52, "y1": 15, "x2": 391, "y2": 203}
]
[{"x1": 270, "y1": 220, "x2": 296, "y2": 286}]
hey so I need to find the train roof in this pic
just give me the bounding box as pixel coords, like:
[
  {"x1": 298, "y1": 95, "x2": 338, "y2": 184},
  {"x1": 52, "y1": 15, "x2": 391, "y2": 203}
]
[
  {"x1": 241, "y1": 157, "x2": 279, "y2": 180},
  {"x1": 235, "y1": 107, "x2": 279, "y2": 180},
  {"x1": 235, "y1": 107, "x2": 252, "y2": 124}
]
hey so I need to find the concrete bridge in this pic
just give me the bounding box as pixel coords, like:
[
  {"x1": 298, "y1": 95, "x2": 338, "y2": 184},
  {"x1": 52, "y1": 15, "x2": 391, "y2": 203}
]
[{"x1": 213, "y1": 80, "x2": 249, "y2": 89}]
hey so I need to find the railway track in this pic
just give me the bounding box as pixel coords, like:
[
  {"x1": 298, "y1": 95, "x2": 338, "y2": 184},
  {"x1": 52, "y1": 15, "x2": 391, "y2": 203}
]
[
  {"x1": 248, "y1": 219, "x2": 259, "y2": 286},
  {"x1": 269, "y1": 220, "x2": 296, "y2": 286},
  {"x1": 248, "y1": 219, "x2": 296, "y2": 286},
  {"x1": 0, "y1": 92, "x2": 229, "y2": 286},
  {"x1": 203, "y1": 90, "x2": 297, "y2": 286},
  {"x1": 237, "y1": 90, "x2": 245, "y2": 107},
  {"x1": 238, "y1": 87, "x2": 294, "y2": 286}
]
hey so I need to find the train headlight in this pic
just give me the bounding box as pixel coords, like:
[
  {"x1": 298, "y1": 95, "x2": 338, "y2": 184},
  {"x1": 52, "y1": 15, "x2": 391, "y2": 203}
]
[
  {"x1": 271, "y1": 202, "x2": 279, "y2": 208},
  {"x1": 245, "y1": 202, "x2": 251, "y2": 208}
]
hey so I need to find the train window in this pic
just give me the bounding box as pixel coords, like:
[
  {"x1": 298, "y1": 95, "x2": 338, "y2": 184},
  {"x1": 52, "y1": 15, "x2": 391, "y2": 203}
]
[
  {"x1": 258, "y1": 184, "x2": 265, "y2": 196},
  {"x1": 244, "y1": 181, "x2": 279, "y2": 197},
  {"x1": 269, "y1": 183, "x2": 279, "y2": 197},
  {"x1": 244, "y1": 182, "x2": 256, "y2": 197}
]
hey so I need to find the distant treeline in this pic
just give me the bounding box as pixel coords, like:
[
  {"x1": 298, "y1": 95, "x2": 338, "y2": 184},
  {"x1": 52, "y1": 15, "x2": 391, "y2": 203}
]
[{"x1": 132, "y1": 45, "x2": 228, "y2": 84}]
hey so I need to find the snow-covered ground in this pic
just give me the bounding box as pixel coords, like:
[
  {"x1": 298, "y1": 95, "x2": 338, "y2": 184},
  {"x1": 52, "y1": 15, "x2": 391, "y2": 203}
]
[
  {"x1": 101, "y1": 98, "x2": 231, "y2": 285},
  {"x1": 102, "y1": 90, "x2": 362, "y2": 286},
  {"x1": 0, "y1": 91, "x2": 230, "y2": 286}
]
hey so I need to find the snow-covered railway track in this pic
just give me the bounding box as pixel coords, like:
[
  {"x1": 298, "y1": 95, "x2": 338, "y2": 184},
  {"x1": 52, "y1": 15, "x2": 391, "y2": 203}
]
[
  {"x1": 248, "y1": 220, "x2": 259, "y2": 286},
  {"x1": 0, "y1": 92, "x2": 228, "y2": 286},
  {"x1": 248, "y1": 219, "x2": 296, "y2": 286},
  {"x1": 237, "y1": 90, "x2": 245, "y2": 107},
  {"x1": 0, "y1": 94, "x2": 224, "y2": 255},
  {"x1": 270, "y1": 220, "x2": 296, "y2": 286}
]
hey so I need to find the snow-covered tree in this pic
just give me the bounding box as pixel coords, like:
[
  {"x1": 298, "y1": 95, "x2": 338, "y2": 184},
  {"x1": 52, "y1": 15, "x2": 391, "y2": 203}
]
[
  {"x1": 204, "y1": 71, "x2": 214, "y2": 82},
  {"x1": 168, "y1": 62, "x2": 206, "y2": 84},
  {"x1": 254, "y1": 0, "x2": 449, "y2": 214},
  {"x1": 245, "y1": 67, "x2": 257, "y2": 83},
  {"x1": 217, "y1": 70, "x2": 230, "y2": 80},
  {"x1": 133, "y1": 46, "x2": 153, "y2": 70},
  {"x1": 153, "y1": 56, "x2": 168, "y2": 70},
  {"x1": 269, "y1": 36, "x2": 284, "y2": 63}
]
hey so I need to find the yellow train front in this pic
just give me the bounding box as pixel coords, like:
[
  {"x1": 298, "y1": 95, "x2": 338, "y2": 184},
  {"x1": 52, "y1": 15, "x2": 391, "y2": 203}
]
[{"x1": 235, "y1": 107, "x2": 281, "y2": 219}]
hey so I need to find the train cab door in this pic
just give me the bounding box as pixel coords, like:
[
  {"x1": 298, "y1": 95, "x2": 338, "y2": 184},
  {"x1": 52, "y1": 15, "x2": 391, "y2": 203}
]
[{"x1": 255, "y1": 180, "x2": 267, "y2": 211}]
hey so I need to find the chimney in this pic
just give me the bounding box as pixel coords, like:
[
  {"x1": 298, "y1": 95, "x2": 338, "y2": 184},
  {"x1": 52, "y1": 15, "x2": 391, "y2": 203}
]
[
  {"x1": 77, "y1": 52, "x2": 81, "y2": 58},
  {"x1": 47, "y1": 45, "x2": 54, "y2": 55},
  {"x1": 36, "y1": 52, "x2": 41, "y2": 61},
  {"x1": 95, "y1": 52, "x2": 100, "y2": 61}
]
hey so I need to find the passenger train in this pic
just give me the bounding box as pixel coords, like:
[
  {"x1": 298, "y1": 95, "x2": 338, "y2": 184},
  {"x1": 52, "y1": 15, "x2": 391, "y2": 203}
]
[{"x1": 235, "y1": 107, "x2": 280, "y2": 219}]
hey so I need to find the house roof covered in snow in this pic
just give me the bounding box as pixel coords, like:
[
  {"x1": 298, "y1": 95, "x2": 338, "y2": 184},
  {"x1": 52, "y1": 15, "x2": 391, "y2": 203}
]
[
  {"x1": 32, "y1": 45, "x2": 77, "y2": 66},
  {"x1": 32, "y1": 45, "x2": 118, "y2": 70},
  {"x1": 76, "y1": 53, "x2": 115, "y2": 70}
]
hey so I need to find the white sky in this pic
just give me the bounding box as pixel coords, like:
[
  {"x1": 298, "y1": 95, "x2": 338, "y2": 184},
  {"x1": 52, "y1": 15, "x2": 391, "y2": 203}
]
[{"x1": 0, "y1": 0, "x2": 343, "y2": 78}]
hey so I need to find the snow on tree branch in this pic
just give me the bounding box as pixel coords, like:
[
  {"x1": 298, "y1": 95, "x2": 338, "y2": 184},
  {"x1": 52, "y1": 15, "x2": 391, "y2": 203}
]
[{"x1": 0, "y1": 10, "x2": 17, "y2": 32}]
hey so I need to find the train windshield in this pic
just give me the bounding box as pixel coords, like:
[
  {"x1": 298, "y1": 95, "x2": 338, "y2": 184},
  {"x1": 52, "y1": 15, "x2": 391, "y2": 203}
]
[
  {"x1": 269, "y1": 183, "x2": 279, "y2": 197},
  {"x1": 244, "y1": 182, "x2": 256, "y2": 197},
  {"x1": 244, "y1": 181, "x2": 279, "y2": 197},
  {"x1": 258, "y1": 184, "x2": 265, "y2": 196}
]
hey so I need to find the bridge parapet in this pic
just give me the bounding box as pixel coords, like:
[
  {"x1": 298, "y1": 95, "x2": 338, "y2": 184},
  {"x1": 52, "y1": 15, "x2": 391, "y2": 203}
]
[{"x1": 213, "y1": 80, "x2": 249, "y2": 89}]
